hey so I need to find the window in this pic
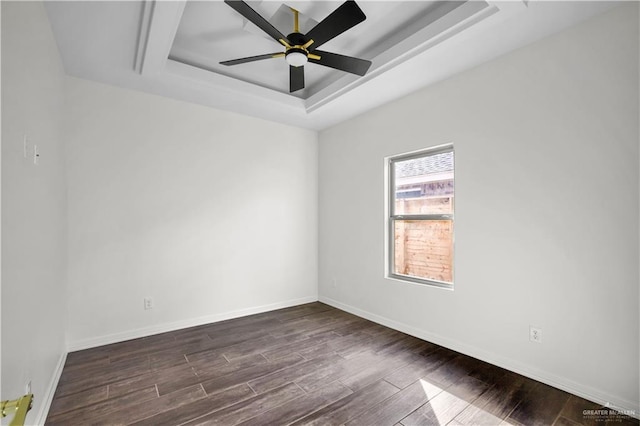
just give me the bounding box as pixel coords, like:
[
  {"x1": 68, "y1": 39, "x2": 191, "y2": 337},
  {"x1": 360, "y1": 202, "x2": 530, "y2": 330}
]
[{"x1": 387, "y1": 145, "x2": 454, "y2": 288}]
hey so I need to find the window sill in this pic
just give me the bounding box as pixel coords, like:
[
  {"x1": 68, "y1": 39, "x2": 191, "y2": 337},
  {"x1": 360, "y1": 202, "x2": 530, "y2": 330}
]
[{"x1": 385, "y1": 273, "x2": 454, "y2": 290}]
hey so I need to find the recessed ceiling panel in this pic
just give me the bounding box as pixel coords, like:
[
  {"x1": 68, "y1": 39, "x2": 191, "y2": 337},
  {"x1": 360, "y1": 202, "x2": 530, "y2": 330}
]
[{"x1": 169, "y1": 1, "x2": 465, "y2": 98}]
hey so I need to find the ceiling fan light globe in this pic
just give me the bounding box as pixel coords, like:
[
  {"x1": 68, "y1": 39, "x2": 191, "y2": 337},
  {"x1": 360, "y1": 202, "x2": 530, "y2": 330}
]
[{"x1": 286, "y1": 51, "x2": 308, "y2": 67}]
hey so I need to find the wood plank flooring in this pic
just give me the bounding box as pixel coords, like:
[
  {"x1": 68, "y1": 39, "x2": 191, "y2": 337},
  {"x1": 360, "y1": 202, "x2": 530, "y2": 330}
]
[{"x1": 46, "y1": 303, "x2": 638, "y2": 426}]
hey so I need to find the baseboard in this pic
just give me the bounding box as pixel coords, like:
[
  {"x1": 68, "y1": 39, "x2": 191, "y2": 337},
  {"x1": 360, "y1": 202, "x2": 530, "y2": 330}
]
[
  {"x1": 34, "y1": 350, "x2": 67, "y2": 425},
  {"x1": 68, "y1": 296, "x2": 318, "y2": 352},
  {"x1": 319, "y1": 295, "x2": 639, "y2": 419}
]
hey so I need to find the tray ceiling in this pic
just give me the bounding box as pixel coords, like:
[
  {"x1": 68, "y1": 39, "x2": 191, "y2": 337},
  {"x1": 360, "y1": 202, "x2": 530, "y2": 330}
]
[
  {"x1": 44, "y1": 1, "x2": 617, "y2": 130},
  {"x1": 168, "y1": 1, "x2": 486, "y2": 98}
]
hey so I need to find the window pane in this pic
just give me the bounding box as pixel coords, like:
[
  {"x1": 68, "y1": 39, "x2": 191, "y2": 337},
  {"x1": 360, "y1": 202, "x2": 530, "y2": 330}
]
[
  {"x1": 394, "y1": 151, "x2": 454, "y2": 215},
  {"x1": 393, "y1": 219, "x2": 453, "y2": 283}
]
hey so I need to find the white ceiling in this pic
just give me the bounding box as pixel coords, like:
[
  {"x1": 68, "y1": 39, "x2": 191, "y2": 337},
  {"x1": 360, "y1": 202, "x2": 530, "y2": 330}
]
[{"x1": 45, "y1": 1, "x2": 617, "y2": 131}]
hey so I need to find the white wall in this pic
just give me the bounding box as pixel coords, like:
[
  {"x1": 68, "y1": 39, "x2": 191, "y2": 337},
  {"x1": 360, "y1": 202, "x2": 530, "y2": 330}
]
[
  {"x1": 64, "y1": 77, "x2": 318, "y2": 348},
  {"x1": 1, "y1": 1, "x2": 68, "y2": 423},
  {"x1": 319, "y1": 3, "x2": 639, "y2": 413}
]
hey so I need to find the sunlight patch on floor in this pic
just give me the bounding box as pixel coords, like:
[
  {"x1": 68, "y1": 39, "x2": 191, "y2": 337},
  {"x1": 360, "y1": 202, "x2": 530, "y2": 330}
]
[{"x1": 416, "y1": 378, "x2": 504, "y2": 425}]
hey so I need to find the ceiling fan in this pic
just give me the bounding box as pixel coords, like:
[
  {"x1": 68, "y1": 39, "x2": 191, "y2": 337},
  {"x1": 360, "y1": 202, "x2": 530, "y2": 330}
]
[{"x1": 220, "y1": 0, "x2": 372, "y2": 93}]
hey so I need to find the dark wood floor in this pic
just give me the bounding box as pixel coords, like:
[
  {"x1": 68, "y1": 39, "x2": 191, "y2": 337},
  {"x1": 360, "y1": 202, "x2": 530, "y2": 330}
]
[{"x1": 46, "y1": 303, "x2": 637, "y2": 426}]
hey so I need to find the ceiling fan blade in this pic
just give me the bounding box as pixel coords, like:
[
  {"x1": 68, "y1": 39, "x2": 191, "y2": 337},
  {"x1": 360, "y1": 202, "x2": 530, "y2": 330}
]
[
  {"x1": 290, "y1": 66, "x2": 305, "y2": 93},
  {"x1": 308, "y1": 50, "x2": 371, "y2": 76},
  {"x1": 220, "y1": 52, "x2": 283, "y2": 66},
  {"x1": 305, "y1": 1, "x2": 366, "y2": 51},
  {"x1": 224, "y1": 0, "x2": 288, "y2": 45}
]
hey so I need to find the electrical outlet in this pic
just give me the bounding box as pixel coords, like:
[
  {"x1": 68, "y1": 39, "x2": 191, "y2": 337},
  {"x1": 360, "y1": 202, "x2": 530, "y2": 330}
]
[
  {"x1": 529, "y1": 326, "x2": 542, "y2": 343},
  {"x1": 25, "y1": 380, "x2": 31, "y2": 395},
  {"x1": 332, "y1": 277, "x2": 337, "y2": 288},
  {"x1": 144, "y1": 297, "x2": 153, "y2": 310}
]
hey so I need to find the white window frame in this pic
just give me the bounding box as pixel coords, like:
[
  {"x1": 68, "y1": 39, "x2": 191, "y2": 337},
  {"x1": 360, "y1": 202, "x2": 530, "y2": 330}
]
[{"x1": 386, "y1": 144, "x2": 455, "y2": 289}]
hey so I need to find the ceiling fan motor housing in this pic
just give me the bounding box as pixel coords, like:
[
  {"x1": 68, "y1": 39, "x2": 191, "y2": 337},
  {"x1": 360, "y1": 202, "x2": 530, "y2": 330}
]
[
  {"x1": 284, "y1": 32, "x2": 311, "y2": 67},
  {"x1": 284, "y1": 33, "x2": 309, "y2": 67},
  {"x1": 287, "y1": 32, "x2": 308, "y2": 47}
]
